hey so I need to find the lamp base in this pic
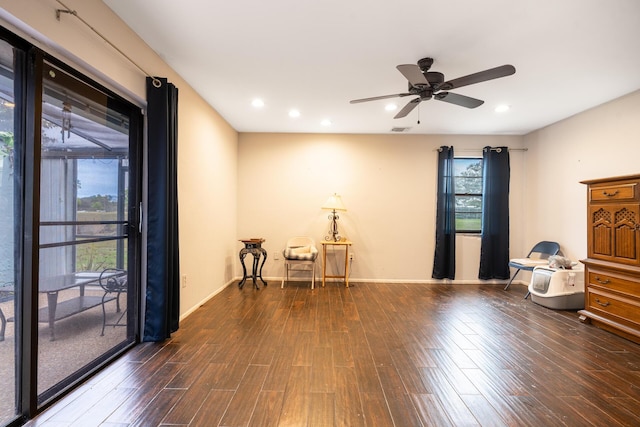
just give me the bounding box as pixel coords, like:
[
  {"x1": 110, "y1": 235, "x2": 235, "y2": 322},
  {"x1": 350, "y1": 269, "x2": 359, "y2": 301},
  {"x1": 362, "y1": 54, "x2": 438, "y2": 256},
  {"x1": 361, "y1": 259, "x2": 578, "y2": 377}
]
[{"x1": 325, "y1": 210, "x2": 341, "y2": 242}]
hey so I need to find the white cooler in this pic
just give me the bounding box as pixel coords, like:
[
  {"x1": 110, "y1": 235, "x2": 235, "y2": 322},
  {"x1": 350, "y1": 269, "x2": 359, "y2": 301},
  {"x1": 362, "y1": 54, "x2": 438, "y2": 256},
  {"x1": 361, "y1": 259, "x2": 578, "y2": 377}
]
[{"x1": 528, "y1": 264, "x2": 585, "y2": 310}]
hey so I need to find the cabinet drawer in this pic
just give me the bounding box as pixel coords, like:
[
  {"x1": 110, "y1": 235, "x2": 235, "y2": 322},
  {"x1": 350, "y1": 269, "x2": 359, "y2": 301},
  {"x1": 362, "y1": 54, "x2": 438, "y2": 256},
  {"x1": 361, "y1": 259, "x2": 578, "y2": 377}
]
[
  {"x1": 589, "y1": 182, "x2": 638, "y2": 202},
  {"x1": 587, "y1": 288, "x2": 640, "y2": 326},
  {"x1": 587, "y1": 269, "x2": 640, "y2": 298}
]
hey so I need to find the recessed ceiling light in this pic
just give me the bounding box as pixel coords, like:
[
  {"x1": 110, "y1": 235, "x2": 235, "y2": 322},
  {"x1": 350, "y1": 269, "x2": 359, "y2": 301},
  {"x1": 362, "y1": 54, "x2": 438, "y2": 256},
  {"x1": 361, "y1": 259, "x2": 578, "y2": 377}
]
[
  {"x1": 251, "y1": 98, "x2": 265, "y2": 108},
  {"x1": 288, "y1": 109, "x2": 300, "y2": 118},
  {"x1": 321, "y1": 119, "x2": 332, "y2": 126},
  {"x1": 495, "y1": 104, "x2": 510, "y2": 113},
  {"x1": 385, "y1": 103, "x2": 397, "y2": 111}
]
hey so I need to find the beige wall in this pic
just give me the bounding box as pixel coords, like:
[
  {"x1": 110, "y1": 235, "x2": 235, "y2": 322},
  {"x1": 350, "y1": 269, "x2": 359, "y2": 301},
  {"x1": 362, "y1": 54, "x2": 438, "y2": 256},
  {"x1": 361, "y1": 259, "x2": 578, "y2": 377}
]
[
  {"x1": 0, "y1": 0, "x2": 239, "y2": 318},
  {"x1": 523, "y1": 90, "x2": 640, "y2": 264},
  {"x1": 238, "y1": 133, "x2": 526, "y2": 282}
]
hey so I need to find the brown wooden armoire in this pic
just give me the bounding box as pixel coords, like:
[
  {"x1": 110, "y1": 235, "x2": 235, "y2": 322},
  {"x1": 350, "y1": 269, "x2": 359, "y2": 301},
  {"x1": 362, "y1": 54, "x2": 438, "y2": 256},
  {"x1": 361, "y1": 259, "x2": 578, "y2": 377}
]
[{"x1": 580, "y1": 174, "x2": 640, "y2": 344}]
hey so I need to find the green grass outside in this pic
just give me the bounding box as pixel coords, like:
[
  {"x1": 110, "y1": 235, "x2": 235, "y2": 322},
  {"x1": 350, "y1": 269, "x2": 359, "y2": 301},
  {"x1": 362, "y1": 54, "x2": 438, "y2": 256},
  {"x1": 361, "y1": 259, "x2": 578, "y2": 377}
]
[
  {"x1": 75, "y1": 211, "x2": 126, "y2": 271},
  {"x1": 456, "y1": 218, "x2": 481, "y2": 232}
]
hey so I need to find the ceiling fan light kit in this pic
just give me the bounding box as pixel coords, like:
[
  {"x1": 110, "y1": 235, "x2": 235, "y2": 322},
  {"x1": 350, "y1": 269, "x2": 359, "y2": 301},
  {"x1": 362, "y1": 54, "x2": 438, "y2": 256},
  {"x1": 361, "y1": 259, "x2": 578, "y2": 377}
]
[{"x1": 350, "y1": 57, "x2": 516, "y2": 119}]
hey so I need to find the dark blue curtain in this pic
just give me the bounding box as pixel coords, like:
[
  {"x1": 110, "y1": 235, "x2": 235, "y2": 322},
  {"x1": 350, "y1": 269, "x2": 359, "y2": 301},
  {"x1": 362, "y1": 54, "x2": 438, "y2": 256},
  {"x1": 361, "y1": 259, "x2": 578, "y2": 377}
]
[
  {"x1": 432, "y1": 146, "x2": 456, "y2": 279},
  {"x1": 144, "y1": 77, "x2": 180, "y2": 341},
  {"x1": 478, "y1": 146, "x2": 510, "y2": 280}
]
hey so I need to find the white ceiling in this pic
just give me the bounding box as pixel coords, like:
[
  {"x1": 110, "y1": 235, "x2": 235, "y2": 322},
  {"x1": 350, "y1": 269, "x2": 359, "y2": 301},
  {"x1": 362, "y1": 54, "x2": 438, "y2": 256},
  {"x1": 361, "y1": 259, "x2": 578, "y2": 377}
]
[{"x1": 104, "y1": 0, "x2": 640, "y2": 135}]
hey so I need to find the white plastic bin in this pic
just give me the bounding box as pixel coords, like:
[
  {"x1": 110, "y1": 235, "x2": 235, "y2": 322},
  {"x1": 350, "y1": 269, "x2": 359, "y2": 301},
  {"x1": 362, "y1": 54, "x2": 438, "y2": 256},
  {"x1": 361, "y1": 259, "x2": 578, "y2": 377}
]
[{"x1": 528, "y1": 264, "x2": 585, "y2": 310}]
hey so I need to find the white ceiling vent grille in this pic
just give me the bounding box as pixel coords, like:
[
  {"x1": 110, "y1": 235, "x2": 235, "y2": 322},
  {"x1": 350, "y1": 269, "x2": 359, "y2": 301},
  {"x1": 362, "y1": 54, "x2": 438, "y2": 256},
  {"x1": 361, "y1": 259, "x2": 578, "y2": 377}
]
[{"x1": 391, "y1": 127, "x2": 411, "y2": 132}]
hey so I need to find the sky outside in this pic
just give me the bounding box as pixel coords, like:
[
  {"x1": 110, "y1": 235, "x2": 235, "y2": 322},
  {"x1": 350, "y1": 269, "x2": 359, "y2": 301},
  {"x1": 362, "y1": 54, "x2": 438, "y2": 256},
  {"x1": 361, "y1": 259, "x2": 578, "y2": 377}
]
[{"x1": 77, "y1": 158, "x2": 118, "y2": 197}]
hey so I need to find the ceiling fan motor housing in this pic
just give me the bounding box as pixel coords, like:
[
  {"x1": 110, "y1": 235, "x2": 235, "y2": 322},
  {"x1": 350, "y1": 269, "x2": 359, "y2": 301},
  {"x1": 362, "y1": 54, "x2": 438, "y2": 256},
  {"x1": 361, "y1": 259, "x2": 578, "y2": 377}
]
[
  {"x1": 407, "y1": 70, "x2": 444, "y2": 93},
  {"x1": 417, "y1": 57, "x2": 434, "y2": 72}
]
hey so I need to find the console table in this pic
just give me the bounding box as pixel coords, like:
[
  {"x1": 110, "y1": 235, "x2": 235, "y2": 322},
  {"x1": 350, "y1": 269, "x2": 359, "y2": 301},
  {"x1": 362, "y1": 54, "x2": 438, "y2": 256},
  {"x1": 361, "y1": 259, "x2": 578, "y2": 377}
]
[
  {"x1": 321, "y1": 240, "x2": 352, "y2": 287},
  {"x1": 239, "y1": 239, "x2": 267, "y2": 289}
]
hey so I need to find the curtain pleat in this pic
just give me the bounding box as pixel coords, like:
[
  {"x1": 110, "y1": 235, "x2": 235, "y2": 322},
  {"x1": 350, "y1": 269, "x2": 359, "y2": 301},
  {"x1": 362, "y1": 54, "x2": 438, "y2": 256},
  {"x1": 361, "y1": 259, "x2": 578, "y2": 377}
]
[
  {"x1": 144, "y1": 77, "x2": 180, "y2": 341},
  {"x1": 478, "y1": 146, "x2": 510, "y2": 280},
  {"x1": 432, "y1": 146, "x2": 456, "y2": 280}
]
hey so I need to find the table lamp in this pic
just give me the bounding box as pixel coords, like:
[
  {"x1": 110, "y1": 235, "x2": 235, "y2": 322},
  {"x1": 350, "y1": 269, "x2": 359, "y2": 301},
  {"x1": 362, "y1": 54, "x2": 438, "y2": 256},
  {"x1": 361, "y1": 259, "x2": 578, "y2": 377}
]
[{"x1": 322, "y1": 193, "x2": 347, "y2": 241}]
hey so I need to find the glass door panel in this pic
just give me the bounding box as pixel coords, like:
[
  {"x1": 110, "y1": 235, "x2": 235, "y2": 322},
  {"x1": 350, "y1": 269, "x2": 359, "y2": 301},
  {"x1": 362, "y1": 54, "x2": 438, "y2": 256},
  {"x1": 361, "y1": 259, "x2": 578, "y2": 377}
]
[
  {"x1": 0, "y1": 38, "x2": 18, "y2": 425},
  {"x1": 37, "y1": 62, "x2": 135, "y2": 401}
]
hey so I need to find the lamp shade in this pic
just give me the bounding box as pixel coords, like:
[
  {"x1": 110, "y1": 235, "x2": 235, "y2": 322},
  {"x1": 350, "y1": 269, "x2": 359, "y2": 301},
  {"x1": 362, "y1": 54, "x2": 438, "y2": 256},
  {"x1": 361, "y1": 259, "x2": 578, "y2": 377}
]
[{"x1": 322, "y1": 193, "x2": 347, "y2": 211}]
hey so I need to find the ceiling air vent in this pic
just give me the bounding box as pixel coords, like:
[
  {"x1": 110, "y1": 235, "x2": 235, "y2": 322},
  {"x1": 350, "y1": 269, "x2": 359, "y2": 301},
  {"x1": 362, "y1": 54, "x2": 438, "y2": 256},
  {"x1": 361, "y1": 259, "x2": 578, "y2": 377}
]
[{"x1": 391, "y1": 127, "x2": 411, "y2": 132}]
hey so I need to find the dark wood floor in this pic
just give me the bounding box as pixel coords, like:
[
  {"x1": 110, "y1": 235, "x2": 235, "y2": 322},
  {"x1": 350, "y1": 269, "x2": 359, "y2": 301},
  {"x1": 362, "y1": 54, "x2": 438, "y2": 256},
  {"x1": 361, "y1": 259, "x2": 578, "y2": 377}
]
[{"x1": 26, "y1": 280, "x2": 640, "y2": 426}]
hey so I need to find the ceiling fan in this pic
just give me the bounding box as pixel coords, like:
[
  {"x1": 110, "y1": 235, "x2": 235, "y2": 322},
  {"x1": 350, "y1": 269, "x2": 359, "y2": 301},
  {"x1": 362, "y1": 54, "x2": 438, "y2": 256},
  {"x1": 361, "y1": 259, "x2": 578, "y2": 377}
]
[{"x1": 350, "y1": 57, "x2": 516, "y2": 119}]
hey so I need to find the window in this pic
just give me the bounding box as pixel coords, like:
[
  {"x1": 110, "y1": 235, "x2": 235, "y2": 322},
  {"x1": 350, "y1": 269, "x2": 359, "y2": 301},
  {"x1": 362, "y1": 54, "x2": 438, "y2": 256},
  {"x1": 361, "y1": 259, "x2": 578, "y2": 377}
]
[{"x1": 454, "y1": 157, "x2": 483, "y2": 232}]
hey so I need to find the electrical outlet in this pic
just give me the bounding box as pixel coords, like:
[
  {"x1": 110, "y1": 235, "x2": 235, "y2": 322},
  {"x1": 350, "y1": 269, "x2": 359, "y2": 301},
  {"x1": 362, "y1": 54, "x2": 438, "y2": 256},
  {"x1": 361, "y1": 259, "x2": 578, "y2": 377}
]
[
  {"x1": 181, "y1": 274, "x2": 187, "y2": 288},
  {"x1": 273, "y1": 252, "x2": 280, "y2": 260}
]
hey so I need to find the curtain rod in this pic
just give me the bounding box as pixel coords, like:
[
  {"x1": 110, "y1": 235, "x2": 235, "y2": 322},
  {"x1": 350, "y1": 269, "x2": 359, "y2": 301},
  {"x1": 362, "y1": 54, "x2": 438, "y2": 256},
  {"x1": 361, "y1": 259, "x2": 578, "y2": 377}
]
[
  {"x1": 54, "y1": 0, "x2": 162, "y2": 88},
  {"x1": 483, "y1": 147, "x2": 528, "y2": 153},
  {"x1": 436, "y1": 147, "x2": 528, "y2": 152}
]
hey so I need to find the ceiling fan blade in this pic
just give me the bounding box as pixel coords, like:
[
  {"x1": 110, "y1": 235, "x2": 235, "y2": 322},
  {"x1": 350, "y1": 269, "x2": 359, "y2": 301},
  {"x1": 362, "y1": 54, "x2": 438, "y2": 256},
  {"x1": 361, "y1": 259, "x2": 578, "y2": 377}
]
[
  {"x1": 394, "y1": 98, "x2": 421, "y2": 119},
  {"x1": 397, "y1": 64, "x2": 430, "y2": 88},
  {"x1": 350, "y1": 93, "x2": 412, "y2": 104},
  {"x1": 434, "y1": 92, "x2": 484, "y2": 108},
  {"x1": 438, "y1": 64, "x2": 516, "y2": 91}
]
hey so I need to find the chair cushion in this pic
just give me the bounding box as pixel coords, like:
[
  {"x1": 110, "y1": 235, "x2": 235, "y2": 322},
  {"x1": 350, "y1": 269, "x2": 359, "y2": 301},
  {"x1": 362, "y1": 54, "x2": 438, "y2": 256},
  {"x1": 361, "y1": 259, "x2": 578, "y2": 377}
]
[
  {"x1": 509, "y1": 258, "x2": 549, "y2": 268},
  {"x1": 106, "y1": 275, "x2": 128, "y2": 292},
  {"x1": 283, "y1": 245, "x2": 318, "y2": 261}
]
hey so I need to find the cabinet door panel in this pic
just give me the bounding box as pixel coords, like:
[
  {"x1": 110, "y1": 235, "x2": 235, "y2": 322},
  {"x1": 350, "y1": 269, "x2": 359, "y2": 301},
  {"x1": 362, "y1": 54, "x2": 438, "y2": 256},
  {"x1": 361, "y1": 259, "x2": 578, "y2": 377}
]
[
  {"x1": 613, "y1": 205, "x2": 640, "y2": 264},
  {"x1": 588, "y1": 204, "x2": 640, "y2": 265},
  {"x1": 589, "y1": 207, "x2": 613, "y2": 259}
]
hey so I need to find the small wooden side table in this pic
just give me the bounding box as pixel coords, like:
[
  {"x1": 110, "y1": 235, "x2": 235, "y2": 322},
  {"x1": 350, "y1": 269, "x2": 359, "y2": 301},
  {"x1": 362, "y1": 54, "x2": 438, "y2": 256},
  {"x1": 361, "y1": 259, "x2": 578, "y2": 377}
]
[
  {"x1": 321, "y1": 240, "x2": 353, "y2": 287},
  {"x1": 238, "y1": 238, "x2": 267, "y2": 289}
]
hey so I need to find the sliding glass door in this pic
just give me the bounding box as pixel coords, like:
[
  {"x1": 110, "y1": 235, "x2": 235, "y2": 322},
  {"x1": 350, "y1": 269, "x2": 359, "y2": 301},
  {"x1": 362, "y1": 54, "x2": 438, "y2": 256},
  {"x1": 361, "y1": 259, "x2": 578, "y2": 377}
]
[
  {"x1": 37, "y1": 61, "x2": 140, "y2": 403},
  {"x1": 0, "y1": 27, "x2": 142, "y2": 424}
]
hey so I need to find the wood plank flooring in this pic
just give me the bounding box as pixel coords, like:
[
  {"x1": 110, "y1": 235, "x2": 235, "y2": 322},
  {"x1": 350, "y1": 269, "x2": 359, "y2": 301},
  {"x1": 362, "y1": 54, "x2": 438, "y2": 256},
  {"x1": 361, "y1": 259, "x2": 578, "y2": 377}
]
[{"x1": 25, "y1": 281, "x2": 640, "y2": 426}]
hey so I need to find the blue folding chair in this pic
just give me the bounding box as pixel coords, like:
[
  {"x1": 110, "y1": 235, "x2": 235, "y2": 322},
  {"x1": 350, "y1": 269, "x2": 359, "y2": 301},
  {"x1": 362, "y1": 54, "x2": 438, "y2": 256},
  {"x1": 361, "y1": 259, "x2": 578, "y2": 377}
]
[{"x1": 504, "y1": 241, "x2": 560, "y2": 296}]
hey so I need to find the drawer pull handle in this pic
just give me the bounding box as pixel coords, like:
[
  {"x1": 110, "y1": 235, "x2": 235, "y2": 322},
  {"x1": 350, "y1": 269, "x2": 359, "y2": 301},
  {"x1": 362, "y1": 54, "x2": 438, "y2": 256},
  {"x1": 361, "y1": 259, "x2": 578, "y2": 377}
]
[
  {"x1": 595, "y1": 277, "x2": 610, "y2": 284},
  {"x1": 603, "y1": 190, "x2": 619, "y2": 197},
  {"x1": 595, "y1": 298, "x2": 610, "y2": 307}
]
